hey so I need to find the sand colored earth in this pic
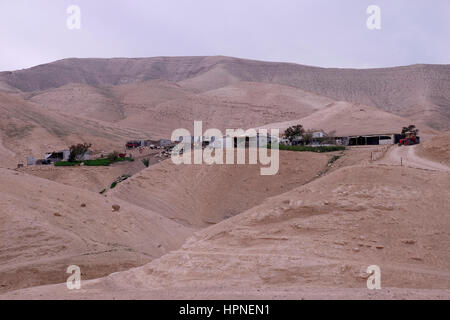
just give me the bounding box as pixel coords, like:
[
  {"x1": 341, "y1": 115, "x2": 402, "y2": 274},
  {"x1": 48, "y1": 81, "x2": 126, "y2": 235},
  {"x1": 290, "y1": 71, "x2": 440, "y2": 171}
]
[
  {"x1": 0, "y1": 91, "x2": 144, "y2": 168},
  {"x1": 110, "y1": 81, "x2": 335, "y2": 138},
  {"x1": 260, "y1": 101, "x2": 438, "y2": 140},
  {"x1": 18, "y1": 148, "x2": 160, "y2": 193},
  {"x1": 0, "y1": 150, "x2": 334, "y2": 294},
  {"x1": 382, "y1": 145, "x2": 450, "y2": 172},
  {"x1": 3, "y1": 155, "x2": 450, "y2": 299},
  {"x1": 0, "y1": 167, "x2": 192, "y2": 293},
  {"x1": 416, "y1": 132, "x2": 450, "y2": 166},
  {"x1": 110, "y1": 150, "x2": 330, "y2": 227},
  {"x1": 0, "y1": 78, "x2": 437, "y2": 169},
  {"x1": 1, "y1": 56, "x2": 447, "y2": 167},
  {"x1": 0, "y1": 56, "x2": 449, "y2": 300},
  {"x1": 1, "y1": 57, "x2": 449, "y2": 129}
]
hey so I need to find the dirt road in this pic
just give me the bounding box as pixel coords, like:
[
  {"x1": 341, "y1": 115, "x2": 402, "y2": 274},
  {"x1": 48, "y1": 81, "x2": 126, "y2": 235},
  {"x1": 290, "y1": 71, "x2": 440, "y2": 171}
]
[{"x1": 380, "y1": 145, "x2": 450, "y2": 172}]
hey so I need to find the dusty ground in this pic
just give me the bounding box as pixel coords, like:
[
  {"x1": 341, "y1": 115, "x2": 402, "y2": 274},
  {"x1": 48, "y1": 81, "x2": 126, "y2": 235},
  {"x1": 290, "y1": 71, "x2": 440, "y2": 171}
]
[
  {"x1": 110, "y1": 150, "x2": 330, "y2": 227},
  {"x1": 0, "y1": 167, "x2": 192, "y2": 294},
  {"x1": 2, "y1": 145, "x2": 449, "y2": 300},
  {"x1": 259, "y1": 101, "x2": 438, "y2": 139},
  {"x1": 0, "y1": 57, "x2": 449, "y2": 300},
  {"x1": 382, "y1": 144, "x2": 450, "y2": 172},
  {"x1": 0, "y1": 150, "x2": 332, "y2": 294},
  {"x1": 416, "y1": 132, "x2": 450, "y2": 166}
]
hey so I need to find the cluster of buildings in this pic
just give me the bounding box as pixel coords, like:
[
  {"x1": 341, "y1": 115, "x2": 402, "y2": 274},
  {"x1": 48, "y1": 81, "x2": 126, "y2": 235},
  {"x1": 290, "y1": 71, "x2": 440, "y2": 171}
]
[
  {"x1": 125, "y1": 139, "x2": 173, "y2": 149},
  {"x1": 282, "y1": 131, "x2": 415, "y2": 147},
  {"x1": 25, "y1": 130, "x2": 413, "y2": 167},
  {"x1": 157, "y1": 131, "x2": 411, "y2": 150},
  {"x1": 26, "y1": 149, "x2": 90, "y2": 166}
]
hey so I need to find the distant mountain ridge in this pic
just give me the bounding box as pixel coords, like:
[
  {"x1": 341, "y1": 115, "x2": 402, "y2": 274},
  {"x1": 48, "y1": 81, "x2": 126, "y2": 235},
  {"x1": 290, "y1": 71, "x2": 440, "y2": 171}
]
[{"x1": 1, "y1": 56, "x2": 449, "y2": 130}]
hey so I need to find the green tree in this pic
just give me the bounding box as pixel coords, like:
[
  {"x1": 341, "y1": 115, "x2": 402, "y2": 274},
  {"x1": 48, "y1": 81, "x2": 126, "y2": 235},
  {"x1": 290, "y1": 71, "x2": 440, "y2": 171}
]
[
  {"x1": 401, "y1": 125, "x2": 419, "y2": 136},
  {"x1": 284, "y1": 124, "x2": 305, "y2": 143},
  {"x1": 68, "y1": 143, "x2": 91, "y2": 162}
]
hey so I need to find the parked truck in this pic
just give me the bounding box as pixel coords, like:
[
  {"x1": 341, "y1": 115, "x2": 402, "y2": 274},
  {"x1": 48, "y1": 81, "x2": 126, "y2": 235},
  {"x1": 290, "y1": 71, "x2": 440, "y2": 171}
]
[{"x1": 398, "y1": 133, "x2": 420, "y2": 146}]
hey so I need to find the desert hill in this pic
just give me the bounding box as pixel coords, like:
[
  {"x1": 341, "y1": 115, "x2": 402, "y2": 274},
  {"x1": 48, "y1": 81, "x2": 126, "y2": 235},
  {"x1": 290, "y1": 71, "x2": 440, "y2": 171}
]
[
  {"x1": 120, "y1": 82, "x2": 335, "y2": 138},
  {"x1": 1, "y1": 56, "x2": 449, "y2": 130},
  {"x1": 27, "y1": 83, "x2": 127, "y2": 122},
  {"x1": 260, "y1": 101, "x2": 438, "y2": 139},
  {"x1": 27, "y1": 80, "x2": 194, "y2": 123},
  {"x1": 0, "y1": 56, "x2": 449, "y2": 299},
  {"x1": 0, "y1": 78, "x2": 339, "y2": 164},
  {"x1": 110, "y1": 150, "x2": 330, "y2": 227},
  {"x1": 4, "y1": 158, "x2": 449, "y2": 299},
  {"x1": 1, "y1": 56, "x2": 448, "y2": 167},
  {"x1": 0, "y1": 91, "x2": 145, "y2": 167},
  {"x1": 0, "y1": 149, "x2": 333, "y2": 293},
  {"x1": 0, "y1": 167, "x2": 192, "y2": 293},
  {"x1": 24, "y1": 79, "x2": 336, "y2": 135}
]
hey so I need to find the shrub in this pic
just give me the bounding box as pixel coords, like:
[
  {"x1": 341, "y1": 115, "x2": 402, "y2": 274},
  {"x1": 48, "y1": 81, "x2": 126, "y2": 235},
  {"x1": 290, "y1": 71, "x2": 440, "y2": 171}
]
[
  {"x1": 117, "y1": 157, "x2": 134, "y2": 162},
  {"x1": 107, "y1": 151, "x2": 120, "y2": 162},
  {"x1": 110, "y1": 181, "x2": 118, "y2": 189},
  {"x1": 328, "y1": 155, "x2": 341, "y2": 164},
  {"x1": 142, "y1": 158, "x2": 150, "y2": 167}
]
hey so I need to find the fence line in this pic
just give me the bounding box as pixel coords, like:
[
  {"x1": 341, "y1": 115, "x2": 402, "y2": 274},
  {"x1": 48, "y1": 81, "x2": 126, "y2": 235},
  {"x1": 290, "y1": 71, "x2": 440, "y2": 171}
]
[{"x1": 370, "y1": 145, "x2": 390, "y2": 161}]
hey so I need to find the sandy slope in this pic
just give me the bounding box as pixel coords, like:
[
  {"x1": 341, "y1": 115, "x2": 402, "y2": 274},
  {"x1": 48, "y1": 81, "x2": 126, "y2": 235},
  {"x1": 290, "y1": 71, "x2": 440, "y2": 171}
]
[
  {"x1": 121, "y1": 87, "x2": 332, "y2": 138},
  {"x1": 202, "y1": 82, "x2": 334, "y2": 116},
  {"x1": 4, "y1": 160, "x2": 449, "y2": 299},
  {"x1": 416, "y1": 132, "x2": 450, "y2": 166},
  {"x1": 5, "y1": 80, "x2": 342, "y2": 143},
  {"x1": 1, "y1": 78, "x2": 340, "y2": 159},
  {"x1": 260, "y1": 101, "x2": 438, "y2": 140},
  {"x1": 18, "y1": 149, "x2": 160, "y2": 193},
  {"x1": 0, "y1": 135, "x2": 16, "y2": 168},
  {"x1": 0, "y1": 150, "x2": 331, "y2": 293},
  {"x1": 29, "y1": 80, "x2": 335, "y2": 139},
  {"x1": 28, "y1": 80, "x2": 195, "y2": 124},
  {"x1": 382, "y1": 145, "x2": 450, "y2": 172},
  {"x1": 27, "y1": 83, "x2": 126, "y2": 122},
  {"x1": 0, "y1": 91, "x2": 144, "y2": 167},
  {"x1": 0, "y1": 168, "x2": 192, "y2": 293},
  {"x1": 0, "y1": 56, "x2": 448, "y2": 300},
  {"x1": 2, "y1": 56, "x2": 449, "y2": 130},
  {"x1": 18, "y1": 160, "x2": 145, "y2": 193},
  {"x1": 110, "y1": 150, "x2": 330, "y2": 227},
  {"x1": 1, "y1": 57, "x2": 446, "y2": 167},
  {"x1": 3, "y1": 145, "x2": 449, "y2": 300}
]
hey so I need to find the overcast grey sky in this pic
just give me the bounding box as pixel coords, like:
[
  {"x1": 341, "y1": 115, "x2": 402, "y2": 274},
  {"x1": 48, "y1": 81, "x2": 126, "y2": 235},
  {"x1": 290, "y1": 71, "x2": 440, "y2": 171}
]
[{"x1": 0, "y1": 0, "x2": 449, "y2": 71}]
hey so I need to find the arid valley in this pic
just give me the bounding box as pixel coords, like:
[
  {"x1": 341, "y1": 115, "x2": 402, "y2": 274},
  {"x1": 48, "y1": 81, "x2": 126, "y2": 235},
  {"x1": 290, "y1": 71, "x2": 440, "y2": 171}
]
[{"x1": 0, "y1": 56, "x2": 449, "y2": 300}]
